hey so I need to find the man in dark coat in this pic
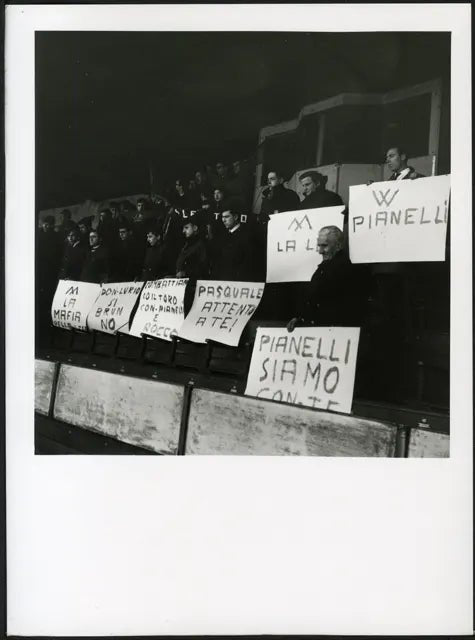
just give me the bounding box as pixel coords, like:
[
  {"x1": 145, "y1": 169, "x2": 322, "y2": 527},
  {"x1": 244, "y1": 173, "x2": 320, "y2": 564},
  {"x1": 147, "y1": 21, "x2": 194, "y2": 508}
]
[
  {"x1": 59, "y1": 226, "x2": 86, "y2": 281},
  {"x1": 259, "y1": 170, "x2": 300, "y2": 223},
  {"x1": 36, "y1": 215, "x2": 62, "y2": 343},
  {"x1": 210, "y1": 207, "x2": 257, "y2": 282},
  {"x1": 298, "y1": 171, "x2": 344, "y2": 210},
  {"x1": 175, "y1": 218, "x2": 210, "y2": 280},
  {"x1": 141, "y1": 225, "x2": 172, "y2": 282},
  {"x1": 78, "y1": 216, "x2": 94, "y2": 248},
  {"x1": 287, "y1": 226, "x2": 370, "y2": 330},
  {"x1": 96, "y1": 208, "x2": 118, "y2": 250},
  {"x1": 80, "y1": 230, "x2": 110, "y2": 284},
  {"x1": 386, "y1": 146, "x2": 425, "y2": 181},
  {"x1": 112, "y1": 223, "x2": 143, "y2": 281},
  {"x1": 56, "y1": 209, "x2": 76, "y2": 244}
]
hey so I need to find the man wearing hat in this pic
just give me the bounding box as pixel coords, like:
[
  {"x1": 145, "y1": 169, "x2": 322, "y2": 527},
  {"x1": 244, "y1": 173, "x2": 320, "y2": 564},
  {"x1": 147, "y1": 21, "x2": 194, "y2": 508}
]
[{"x1": 175, "y1": 214, "x2": 210, "y2": 280}]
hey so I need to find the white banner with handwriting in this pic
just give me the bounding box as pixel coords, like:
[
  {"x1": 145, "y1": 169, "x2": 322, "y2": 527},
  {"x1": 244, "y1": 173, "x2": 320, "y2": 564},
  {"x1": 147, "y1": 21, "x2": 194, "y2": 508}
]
[
  {"x1": 178, "y1": 281, "x2": 264, "y2": 347},
  {"x1": 87, "y1": 282, "x2": 144, "y2": 334},
  {"x1": 266, "y1": 206, "x2": 345, "y2": 282},
  {"x1": 51, "y1": 280, "x2": 100, "y2": 332},
  {"x1": 129, "y1": 278, "x2": 188, "y2": 341},
  {"x1": 349, "y1": 175, "x2": 450, "y2": 263},
  {"x1": 245, "y1": 326, "x2": 360, "y2": 414}
]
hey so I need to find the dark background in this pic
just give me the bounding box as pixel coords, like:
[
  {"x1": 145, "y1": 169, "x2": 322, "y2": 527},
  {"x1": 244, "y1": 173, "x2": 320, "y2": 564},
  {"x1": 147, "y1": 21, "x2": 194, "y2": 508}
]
[{"x1": 36, "y1": 31, "x2": 450, "y2": 209}]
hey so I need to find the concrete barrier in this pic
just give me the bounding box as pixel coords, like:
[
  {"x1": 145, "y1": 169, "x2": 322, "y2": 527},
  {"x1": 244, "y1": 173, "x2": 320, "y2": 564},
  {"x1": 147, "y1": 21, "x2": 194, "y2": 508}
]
[
  {"x1": 35, "y1": 359, "x2": 57, "y2": 415},
  {"x1": 408, "y1": 428, "x2": 449, "y2": 458},
  {"x1": 186, "y1": 388, "x2": 397, "y2": 456},
  {"x1": 54, "y1": 365, "x2": 183, "y2": 454}
]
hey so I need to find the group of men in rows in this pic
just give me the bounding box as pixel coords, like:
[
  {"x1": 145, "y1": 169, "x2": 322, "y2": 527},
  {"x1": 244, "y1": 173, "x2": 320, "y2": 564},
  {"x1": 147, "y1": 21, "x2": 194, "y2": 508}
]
[{"x1": 37, "y1": 146, "x2": 422, "y2": 332}]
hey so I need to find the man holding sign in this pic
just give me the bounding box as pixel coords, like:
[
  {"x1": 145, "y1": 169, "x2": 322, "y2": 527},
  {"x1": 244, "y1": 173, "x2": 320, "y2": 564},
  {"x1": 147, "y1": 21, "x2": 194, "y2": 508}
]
[
  {"x1": 349, "y1": 174, "x2": 450, "y2": 263},
  {"x1": 266, "y1": 205, "x2": 345, "y2": 283},
  {"x1": 287, "y1": 227, "x2": 369, "y2": 331},
  {"x1": 245, "y1": 326, "x2": 360, "y2": 414}
]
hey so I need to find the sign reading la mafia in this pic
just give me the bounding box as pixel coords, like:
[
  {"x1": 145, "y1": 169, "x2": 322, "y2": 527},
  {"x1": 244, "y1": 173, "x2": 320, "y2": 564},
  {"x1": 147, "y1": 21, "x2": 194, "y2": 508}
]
[
  {"x1": 87, "y1": 282, "x2": 144, "y2": 335},
  {"x1": 349, "y1": 174, "x2": 450, "y2": 263},
  {"x1": 266, "y1": 205, "x2": 345, "y2": 283},
  {"x1": 51, "y1": 280, "x2": 100, "y2": 332},
  {"x1": 129, "y1": 278, "x2": 188, "y2": 341},
  {"x1": 245, "y1": 326, "x2": 360, "y2": 414},
  {"x1": 178, "y1": 280, "x2": 265, "y2": 347}
]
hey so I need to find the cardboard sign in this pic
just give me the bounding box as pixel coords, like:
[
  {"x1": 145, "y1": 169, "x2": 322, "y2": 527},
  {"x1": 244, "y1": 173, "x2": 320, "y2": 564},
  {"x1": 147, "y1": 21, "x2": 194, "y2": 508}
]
[
  {"x1": 245, "y1": 326, "x2": 360, "y2": 414},
  {"x1": 129, "y1": 278, "x2": 188, "y2": 341},
  {"x1": 349, "y1": 174, "x2": 450, "y2": 263},
  {"x1": 87, "y1": 282, "x2": 144, "y2": 334},
  {"x1": 178, "y1": 280, "x2": 264, "y2": 347},
  {"x1": 51, "y1": 280, "x2": 100, "y2": 331},
  {"x1": 266, "y1": 206, "x2": 345, "y2": 282}
]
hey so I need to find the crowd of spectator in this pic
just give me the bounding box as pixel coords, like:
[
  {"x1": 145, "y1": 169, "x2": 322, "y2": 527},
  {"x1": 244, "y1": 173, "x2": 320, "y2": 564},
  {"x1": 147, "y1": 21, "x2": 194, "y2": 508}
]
[{"x1": 37, "y1": 147, "x2": 422, "y2": 334}]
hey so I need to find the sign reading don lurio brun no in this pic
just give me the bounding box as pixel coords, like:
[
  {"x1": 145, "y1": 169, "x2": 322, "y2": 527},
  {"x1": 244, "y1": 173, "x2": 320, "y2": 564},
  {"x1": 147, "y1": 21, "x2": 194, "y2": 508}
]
[
  {"x1": 349, "y1": 174, "x2": 450, "y2": 263},
  {"x1": 245, "y1": 327, "x2": 360, "y2": 414}
]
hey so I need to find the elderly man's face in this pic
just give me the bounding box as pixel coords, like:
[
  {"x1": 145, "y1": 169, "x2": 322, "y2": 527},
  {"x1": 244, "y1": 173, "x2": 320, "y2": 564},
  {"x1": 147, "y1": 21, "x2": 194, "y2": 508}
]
[
  {"x1": 317, "y1": 231, "x2": 340, "y2": 261},
  {"x1": 386, "y1": 148, "x2": 406, "y2": 173},
  {"x1": 300, "y1": 176, "x2": 317, "y2": 197}
]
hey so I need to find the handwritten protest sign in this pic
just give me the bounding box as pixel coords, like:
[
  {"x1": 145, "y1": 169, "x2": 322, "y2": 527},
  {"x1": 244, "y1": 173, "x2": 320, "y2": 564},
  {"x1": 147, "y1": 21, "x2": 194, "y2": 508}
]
[
  {"x1": 245, "y1": 326, "x2": 360, "y2": 414},
  {"x1": 51, "y1": 280, "x2": 100, "y2": 332},
  {"x1": 129, "y1": 278, "x2": 188, "y2": 341},
  {"x1": 178, "y1": 280, "x2": 265, "y2": 347},
  {"x1": 87, "y1": 282, "x2": 144, "y2": 334},
  {"x1": 349, "y1": 174, "x2": 450, "y2": 263},
  {"x1": 266, "y1": 206, "x2": 345, "y2": 282}
]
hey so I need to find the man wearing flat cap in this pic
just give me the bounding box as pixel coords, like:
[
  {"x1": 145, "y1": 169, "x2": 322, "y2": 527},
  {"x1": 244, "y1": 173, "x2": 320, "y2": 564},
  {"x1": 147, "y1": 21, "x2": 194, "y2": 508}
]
[{"x1": 175, "y1": 214, "x2": 210, "y2": 280}]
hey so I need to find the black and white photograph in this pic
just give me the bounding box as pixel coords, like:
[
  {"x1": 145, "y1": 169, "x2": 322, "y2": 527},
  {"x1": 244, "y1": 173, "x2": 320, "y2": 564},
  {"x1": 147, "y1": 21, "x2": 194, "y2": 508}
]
[
  {"x1": 35, "y1": 29, "x2": 451, "y2": 457},
  {"x1": 5, "y1": 4, "x2": 472, "y2": 637}
]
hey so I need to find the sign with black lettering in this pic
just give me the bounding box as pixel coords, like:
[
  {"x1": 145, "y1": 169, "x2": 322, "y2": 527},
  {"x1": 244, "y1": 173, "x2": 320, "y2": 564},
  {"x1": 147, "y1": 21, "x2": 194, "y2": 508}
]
[
  {"x1": 349, "y1": 175, "x2": 450, "y2": 263},
  {"x1": 178, "y1": 280, "x2": 265, "y2": 346},
  {"x1": 51, "y1": 280, "x2": 100, "y2": 332},
  {"x1": 266, "y1": 206, "x2": 345, "y2": 282},
  {"x1": 87, "y1": 282, "x2": 144, "y2": 335},
  {"x1": 129, "y1": 278, "x2": 188, "y2": 341},
  {"x1": 245, "y1": 327, "x2": 360, "y2": 414}
]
